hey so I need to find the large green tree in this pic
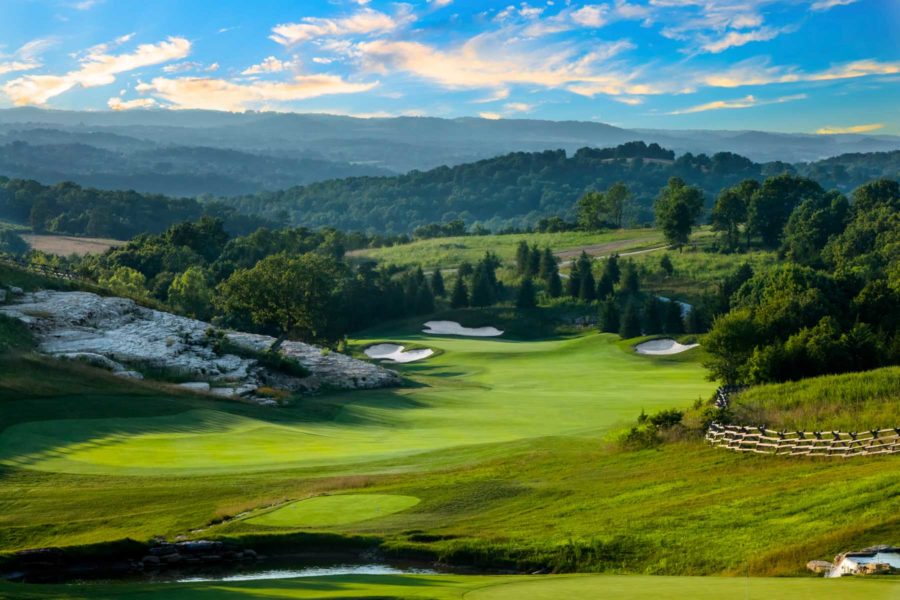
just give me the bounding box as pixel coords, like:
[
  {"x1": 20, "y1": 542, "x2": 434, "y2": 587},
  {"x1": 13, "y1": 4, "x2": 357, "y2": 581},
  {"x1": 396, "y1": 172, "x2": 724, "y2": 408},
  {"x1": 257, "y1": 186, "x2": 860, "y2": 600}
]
[
  {"x1": 216, "y1": 252, "x2": 342, "y2": 347},
  {"x1": 654, "y1": 177, "x2": 704, "y2": 249}
]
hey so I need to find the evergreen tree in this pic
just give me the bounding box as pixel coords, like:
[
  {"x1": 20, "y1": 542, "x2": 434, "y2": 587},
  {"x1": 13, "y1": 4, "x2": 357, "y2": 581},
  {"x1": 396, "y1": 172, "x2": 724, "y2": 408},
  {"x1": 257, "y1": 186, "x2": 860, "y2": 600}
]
[
  {"x1": 415, "y1": 283, "x2": 435, "y2": 314},
  {"x1": 598, "y1": 299, "x2": 620, "y2": 333},
  {"x1": 567, "y1": 259, "x2": 581, "y2": 298},
  {"x1": 450, "y1": 276, "x2": 469, "y2": 308},
  {"x1": 659, "y1": 254, "x2": 674, "y2": 276},
  {"x1": 528, "y1": 245, "x2": 542, "y2": 277},
  {"x1": 547, "y1": 269, "x2": 563, "y2": 298},
  {"x1": 576, "y1": 251, "x2": 594, "y2": 302},
  {"x1": 431, "y1": 269, "x2": 446, "y2": 297},
  {"x1": 515, "y1": 241, "x2": 530, "y2": 275},
  {"x1": 516, "y1": 277, "x2": 537, "y2": 309},
  {"x1": 470, "y1": 267, "x2": 495, "y2": 307},
  {"x1": 620, "y1": 300, "x2": 642, "y2": 338},
  {"x1": 457, "y1": 261, "x2": 474, "y2": 279},
  {"x1": 539, "y1": 247, "x2": 556, "y2": 280},
  {"x1": 621, "y1": 263, "x2": 640, "y2": 295},
  {"x1": 664, "y1": 300, "x2": 685, "y2": 334},
  {"x1": 603, "y1": 253, "x2": 621, "y2": 284},
  {"x1": 642, "y1": 295, "x2": 664, "y2": 334},
  {"x1": 685, "y1": 305, "x2": 707, "y2": 334},
  {"x1": 596, "y1": 271, "x2": 614, "y2": 300}
]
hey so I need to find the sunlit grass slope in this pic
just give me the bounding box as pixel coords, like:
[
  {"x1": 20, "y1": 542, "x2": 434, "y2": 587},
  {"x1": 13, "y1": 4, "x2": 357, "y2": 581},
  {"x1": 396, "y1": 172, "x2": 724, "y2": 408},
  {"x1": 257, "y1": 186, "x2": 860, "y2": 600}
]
[
  {"x1": 350, "y1": 229, "x2": 666, "y2": 269},
  {"x1": 0, "y1": 331, "x2": 712, "y2": 476},
  {"x1": 4, "y1": 574, "x2": 898, "y2": 600}
]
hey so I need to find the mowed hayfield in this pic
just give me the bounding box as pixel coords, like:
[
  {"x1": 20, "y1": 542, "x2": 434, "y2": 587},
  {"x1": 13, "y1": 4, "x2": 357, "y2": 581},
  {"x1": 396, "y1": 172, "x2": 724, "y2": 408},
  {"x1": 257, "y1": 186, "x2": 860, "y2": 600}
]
[
  {"x1": 349, "y1": 229, "x2": 669, "y2": 269},
  {"x1": 4, "y1": 574, "x2": 899, "y2": 599},
  {"x1": 21, "y1": 233, "x2": 125, "y2": 256}
]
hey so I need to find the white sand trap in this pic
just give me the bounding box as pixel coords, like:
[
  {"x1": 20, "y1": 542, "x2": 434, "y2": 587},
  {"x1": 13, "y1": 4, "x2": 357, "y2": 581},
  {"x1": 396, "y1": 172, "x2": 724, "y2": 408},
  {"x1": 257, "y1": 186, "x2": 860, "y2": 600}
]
[
  {"x1": 635, "y1": 338, "x2": 699, "y2": 355},
  {"x1": 364, "y1": 343, "x2": 434, "y2": 363},
  {"x1": 422, "y1": 321, "x2": 503, "y2": 337}
]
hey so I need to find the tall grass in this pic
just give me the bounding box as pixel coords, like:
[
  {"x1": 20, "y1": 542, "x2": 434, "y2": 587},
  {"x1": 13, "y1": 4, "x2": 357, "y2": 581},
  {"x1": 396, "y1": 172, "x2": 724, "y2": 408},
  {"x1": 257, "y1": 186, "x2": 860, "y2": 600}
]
[{"x1": 729, "y1": 367, "x2": 900, "y2": 431}]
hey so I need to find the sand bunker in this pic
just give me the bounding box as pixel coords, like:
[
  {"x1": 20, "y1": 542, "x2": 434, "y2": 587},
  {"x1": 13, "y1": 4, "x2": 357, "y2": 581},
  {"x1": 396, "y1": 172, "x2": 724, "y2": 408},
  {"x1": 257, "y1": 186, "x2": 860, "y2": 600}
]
[
  {"x1": 364, "y1": 343, "x2": 434, "y2": 363},
  {"x1": 635, "y1": 338, "x2": 699, "y2": 355},
  {"x1": 423, "y1": 321, "x2": 503, "y2": 337}
]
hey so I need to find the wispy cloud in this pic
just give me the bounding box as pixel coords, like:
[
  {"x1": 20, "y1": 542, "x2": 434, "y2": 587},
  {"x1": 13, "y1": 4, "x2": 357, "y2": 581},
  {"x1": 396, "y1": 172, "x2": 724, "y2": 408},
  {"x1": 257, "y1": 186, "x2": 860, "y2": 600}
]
[
  {"x1": 3, "y1": 36, "x2": 190, "y2": 105},
  {"x1": 0, "y1": 38, "x2": 55, "y2": 76},
  {"x1": 135, "y1": 75, "x2": 377, "y2": 111},
  {"x1": 699, "y1": 58, "x2": 900, "y2": 88},
  {"x1": 810, "y1": 0, "x2": 858, "y2": 11},
  {"x1": 701, "y1": 26, "x2": 784, "y2": 53},
  {"x1": 108, "y1": 96, "x2": 157, "y2": 110},
  {"x1": 667, "y1": 93, "x2": 806, "y2": 114},
  {"x1": 270, "y1": 6, "x2": 414, "y2": 46},
  {"x1": 71, "y1": 0, "x2": 105, "y2": 10},
  {"x1": 241, "y1": 56, "x2": 294, "y2": 75},
  {"x1": 816, "y1": 123, "x2": 883, "y2": 134},
  {"x1": 479, "y1": 111, "x2": 502, "y2": 119}
]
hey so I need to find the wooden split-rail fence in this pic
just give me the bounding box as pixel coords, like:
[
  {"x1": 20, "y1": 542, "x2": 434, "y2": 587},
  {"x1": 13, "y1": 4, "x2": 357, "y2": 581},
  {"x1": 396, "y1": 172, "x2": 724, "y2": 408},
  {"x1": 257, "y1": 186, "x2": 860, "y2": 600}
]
[{"x1": 706, "y1": 423, "x2": 900, "y2": 458}]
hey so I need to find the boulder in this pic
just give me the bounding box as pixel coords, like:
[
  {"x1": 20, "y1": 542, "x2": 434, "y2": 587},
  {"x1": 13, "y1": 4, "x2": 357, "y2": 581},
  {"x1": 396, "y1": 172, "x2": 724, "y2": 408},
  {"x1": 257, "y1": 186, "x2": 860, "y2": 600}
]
[
  {"x1": 807, "y1": 560, "x2": 833, "y2": 574},
  {"x1": 178, "y1": 382, "x2": 211, "y2": 392},
  {"x1": 8, "y1": 286, "x2": 23, "y2": 295},
  {"x1": 0, "y1": 290, "x2": 400, "y2": 397}
]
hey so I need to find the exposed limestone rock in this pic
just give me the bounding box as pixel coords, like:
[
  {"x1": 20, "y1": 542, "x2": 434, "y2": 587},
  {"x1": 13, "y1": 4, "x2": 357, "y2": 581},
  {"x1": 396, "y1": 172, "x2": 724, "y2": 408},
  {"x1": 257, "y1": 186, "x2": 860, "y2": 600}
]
[{"x1": 0, "y1": 290, "x2": 400, "y2": 400}]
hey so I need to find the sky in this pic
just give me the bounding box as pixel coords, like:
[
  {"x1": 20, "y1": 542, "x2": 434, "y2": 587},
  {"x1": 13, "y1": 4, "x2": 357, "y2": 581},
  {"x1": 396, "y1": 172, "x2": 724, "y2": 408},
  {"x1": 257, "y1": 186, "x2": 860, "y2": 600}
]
[{"x1": 0, "y1": 0, "x2": 897, "y2": 134}]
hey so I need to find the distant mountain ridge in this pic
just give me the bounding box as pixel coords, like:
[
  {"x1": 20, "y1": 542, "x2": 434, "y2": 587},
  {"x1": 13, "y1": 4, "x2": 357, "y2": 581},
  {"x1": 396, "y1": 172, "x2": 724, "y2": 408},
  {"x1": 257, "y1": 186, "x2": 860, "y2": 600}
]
[{"x1": 0, "y1": 108, "x2": 896, "y2": 198}]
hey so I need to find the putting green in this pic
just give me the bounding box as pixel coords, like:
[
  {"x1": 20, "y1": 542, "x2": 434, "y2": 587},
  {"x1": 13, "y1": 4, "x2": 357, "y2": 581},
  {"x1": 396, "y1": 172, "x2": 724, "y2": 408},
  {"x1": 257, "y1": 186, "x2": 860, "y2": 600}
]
[
  {"x1": 0, "y1": 332, "x2": 715, "y2": 476},
  {"x1": 3, "y1": 574, "x2": 897, "y2": 599},
  {"x1": 244, "y1": 494, "x2": 420, "y2": 528}
]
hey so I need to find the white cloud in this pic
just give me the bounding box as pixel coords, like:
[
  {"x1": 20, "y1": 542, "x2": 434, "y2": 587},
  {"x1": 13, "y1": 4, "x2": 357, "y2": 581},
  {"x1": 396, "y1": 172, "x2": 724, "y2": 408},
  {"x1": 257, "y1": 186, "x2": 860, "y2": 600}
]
[
  {"x1": 504, "y1": 101, "x2": 534, "y2": 112},
  {"x1": 611, "y1": 95, "x2": 643, "y2": 105},
  {"x1": 108, "y1": 96, "x2": 157, "y2": 110},
  {"x1": 242, "y1": 56, "x2": 294, "y2": 75},
  {"x1": 667, "y1": 93, "x2": 806, "y2": 114},
  {"x1": 479, "y1": 111, "x2": 502, "y2": 119},
  {"x1": 3, "y1": 36, "x2": 191, "y2": 106},
  {"x1": 700, "y1": 58, "x2": 900, "y2": 88},
  {"x1": 135, "y1": 74, "x2": 378, "y2": 111},
  {"x1": 816, "y1": 123, "x2": 883, "y2": 134},
  {"x1": 429, "y1": 0, "x2": 453, "y2": 7},
  {"x1": 357, "y1": 36, "x2": 644, "y2": 96},
  {"x1": 270, "y1": 7, "x2": 413, "y2": 46},
  {"x1": 810, "y1": 0, "x2": 858, "y2": 10},
  {"x1": 163, "y1": 61, "x2": 219, "y2": 74},
  {"x1": 0, "y1": 38, "x2": 55, "y2": 76},
  {"x1": 701, "y1": 27, "x2": 782, "y2": 53},
  {"x1": 72, "y1": 0, "x2": 104, "y2": 9},
  {"x1": 472, "y1": 88, "x2": 511, "y2": 103},
  {"x1": 571, "y1": 5, "x2": 609, "y2": 28}
]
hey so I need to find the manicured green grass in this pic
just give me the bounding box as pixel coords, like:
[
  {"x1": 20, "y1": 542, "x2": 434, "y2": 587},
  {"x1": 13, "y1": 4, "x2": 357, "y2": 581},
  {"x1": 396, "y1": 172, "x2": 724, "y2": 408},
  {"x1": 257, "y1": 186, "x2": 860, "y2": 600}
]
[
  {"x1": 729, "y1": 367, "x2": 900, "y2": 431},
  {"x1": 0, "y1": 330, "x2": 713, "y2": 476},
  {"x1": 350, "y1": 229, "x2": 666, "y2": 269},
  {"x1": 3, "y1": 574, "x2": 898, "y2": 599},
  {"x1": 245, "y1": 494, "x2": 421, "y2": 528}
]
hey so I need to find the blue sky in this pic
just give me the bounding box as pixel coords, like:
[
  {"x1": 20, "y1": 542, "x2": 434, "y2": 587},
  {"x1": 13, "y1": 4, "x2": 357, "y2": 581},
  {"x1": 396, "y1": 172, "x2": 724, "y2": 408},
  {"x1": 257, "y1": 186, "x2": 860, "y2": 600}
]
[{"x1": 0, "y1": 0, "x2": 897, "y2": 133}]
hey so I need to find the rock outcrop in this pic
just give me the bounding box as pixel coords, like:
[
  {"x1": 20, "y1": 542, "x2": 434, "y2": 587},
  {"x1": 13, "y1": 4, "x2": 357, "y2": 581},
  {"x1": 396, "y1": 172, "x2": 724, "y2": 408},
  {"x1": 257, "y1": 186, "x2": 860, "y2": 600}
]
[{"x1": 0, "y1": 290, "x2": 400, "y2": 402}]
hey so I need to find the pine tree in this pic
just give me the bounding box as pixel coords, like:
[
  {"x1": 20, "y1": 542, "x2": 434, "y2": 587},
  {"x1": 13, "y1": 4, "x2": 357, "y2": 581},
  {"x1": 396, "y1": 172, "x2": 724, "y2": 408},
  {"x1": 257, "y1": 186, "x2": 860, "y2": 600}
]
[
  {"x1": 450, "y1": 276, "x2": 469, "y2": 308},
  {"x1": 470, "y1": 267, "x2": 494, "y2": 307},
  {"x1": 579, "y1": 268, "x2": 596, "y2": 302},
  {"x1": 516, "y1": 277, "x2": 537, "y2": 309},
  {"x1": 515, "y1": 241, "x2": 530, "y2": 275},
  {"x1": 431, "y1": 269, "x2": 446, "y2": 297},
  {"x1": 685, "y1": 305, "x2": 707, "y2": 334},
  {"x1": 620, "y1": 300, "x2": 642, "y2": 338},
  {"x1": 416, "y1": 283, "x2": 435, "y2": 314},
  {"x1": 642, "y1": 295, "x2": 664, "y2": 334},
  {"x1": 599, "y1": 299, "x2": 620, "y2": 333},
  {"x1": 567, "y1": 259, "x2": 581, "y2": 298},
  {"x1": 659, "y1": 254, "x2": 675, "y2": 277},
  {"x1": 528, "y1": 246, "x2": 541, "y2": 277},
  {"x1": 621, "y1": 263, "x2": 640, "y2": 295},
  {"x1": 547, "y1": 270, "x2": 562, "y2": 298},
  {"x1": 539, "y1": 247, "x2": 555, "y2": 279},
  {"x1": 604, "y1": 253, "x2": 621, "y2": 284},
  {"x1": 596, "y1": 271, "x2": 614, "y2": 300},
  {"x1": 664, "y1": 300, "x2": 685, "y2": 334}
]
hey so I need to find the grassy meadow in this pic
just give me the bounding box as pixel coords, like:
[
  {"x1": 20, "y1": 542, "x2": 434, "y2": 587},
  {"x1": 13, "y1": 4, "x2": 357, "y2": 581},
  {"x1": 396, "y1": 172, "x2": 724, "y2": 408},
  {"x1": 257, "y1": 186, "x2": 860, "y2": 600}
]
[
  {"x1": 4, "y1": 574, "x2": 898, "y2": 599},
  {"x1": 349, "y1": 229, "x2": 668, "y2": 269}
]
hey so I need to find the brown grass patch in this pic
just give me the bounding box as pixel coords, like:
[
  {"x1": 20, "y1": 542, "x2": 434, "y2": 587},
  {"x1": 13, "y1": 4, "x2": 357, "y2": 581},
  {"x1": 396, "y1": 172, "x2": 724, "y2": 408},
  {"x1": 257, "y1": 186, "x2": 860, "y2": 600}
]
[{"x1": 22, "y1": 234, "x2": 126, "y2": 256}]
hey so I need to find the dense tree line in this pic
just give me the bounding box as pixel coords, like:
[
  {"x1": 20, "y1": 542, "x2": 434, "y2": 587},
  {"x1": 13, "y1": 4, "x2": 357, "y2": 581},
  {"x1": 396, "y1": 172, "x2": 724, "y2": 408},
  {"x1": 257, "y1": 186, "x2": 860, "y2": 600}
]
[
  {"x1": 222, "y1": 143, "x2": 893, "y2": 234},
  {"x1": 704, "y1": 179, "x2": 900, "y2": 384},
  {"x1": 0, "y1": 177, "x2": 269, "y2": 239}
]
